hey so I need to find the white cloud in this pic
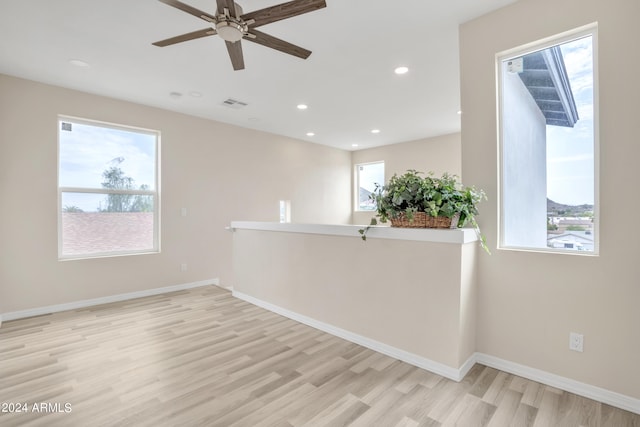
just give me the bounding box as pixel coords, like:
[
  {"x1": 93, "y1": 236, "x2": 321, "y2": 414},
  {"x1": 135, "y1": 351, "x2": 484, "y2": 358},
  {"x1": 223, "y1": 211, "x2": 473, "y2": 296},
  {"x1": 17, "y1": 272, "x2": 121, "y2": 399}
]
[{"x1": 59, "y1": 121, "x2": 156, "y2": 189}]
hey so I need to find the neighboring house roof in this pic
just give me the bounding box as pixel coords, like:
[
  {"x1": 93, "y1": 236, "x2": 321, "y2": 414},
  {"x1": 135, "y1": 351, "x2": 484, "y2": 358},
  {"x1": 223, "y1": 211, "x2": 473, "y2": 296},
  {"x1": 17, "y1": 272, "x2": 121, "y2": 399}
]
[
  {"x1": 61, "y1": 212, "x2": 154, "y2": 255},
  {"x1": 518, "y1": 46, "x2": 579, "y2": 127},
  {"x1": 548, "y1": 231, "x2": 594, "y2": 244},
  {"x1": 558, "y1": 219, "x2": 593, "y2": 226}
]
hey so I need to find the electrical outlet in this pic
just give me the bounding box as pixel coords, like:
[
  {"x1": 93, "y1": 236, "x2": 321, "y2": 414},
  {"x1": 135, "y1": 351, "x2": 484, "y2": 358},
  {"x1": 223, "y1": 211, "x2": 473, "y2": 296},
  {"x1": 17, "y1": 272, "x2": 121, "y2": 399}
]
[
  {"x1": 569, "y1": 332, "x2": 584, "y2": 352},
  {"x1": 180, "y1": 263, "x2": 188, "y2": 272}
]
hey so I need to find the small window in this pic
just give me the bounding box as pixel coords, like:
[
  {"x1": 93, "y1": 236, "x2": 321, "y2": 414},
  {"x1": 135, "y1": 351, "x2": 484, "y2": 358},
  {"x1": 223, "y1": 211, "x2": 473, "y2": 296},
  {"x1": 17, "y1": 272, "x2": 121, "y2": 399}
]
[
  {"x1": 498, "y1": 26, "x2": 597, "y2": 254},
  {"x1": 279, "y1": 200, "x2": 291, "y2": 223},
  {"x1": 58, "y1": 117, "x2": 160, "y2": 259},
  {"x1": 355, "y1": 161, "x2": 384, "y2": 211}
]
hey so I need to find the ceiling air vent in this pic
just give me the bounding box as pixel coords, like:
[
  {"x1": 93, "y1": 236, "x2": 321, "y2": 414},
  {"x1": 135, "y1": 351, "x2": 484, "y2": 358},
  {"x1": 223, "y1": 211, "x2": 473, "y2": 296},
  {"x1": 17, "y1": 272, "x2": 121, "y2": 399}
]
[{"x1": 222, "y1": 98, "x2": 248, "y2": 109}]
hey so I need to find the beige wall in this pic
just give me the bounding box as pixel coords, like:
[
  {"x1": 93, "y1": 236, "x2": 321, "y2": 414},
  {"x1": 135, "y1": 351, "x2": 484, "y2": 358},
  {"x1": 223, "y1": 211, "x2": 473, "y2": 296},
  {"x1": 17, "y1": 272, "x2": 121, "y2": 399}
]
[
  {"x1": 0, "y1": 74, "x2": 351, "y2": 314},
  {"x1": 351, "y1": 133, "x2": 461, "y2": 225},
  {"x1": 460, "y1": 0, "x2": 640, "y2": 399},
  {"x1": 233, "y1": 227, "x2": 477, "y2": 371}
]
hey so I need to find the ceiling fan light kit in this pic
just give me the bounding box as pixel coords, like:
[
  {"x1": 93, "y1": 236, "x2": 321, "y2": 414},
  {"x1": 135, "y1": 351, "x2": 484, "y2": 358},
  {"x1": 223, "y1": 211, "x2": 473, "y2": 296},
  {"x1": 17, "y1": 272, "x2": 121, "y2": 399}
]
[
  {"x1": 213, "y1": 4, "x2": 249, "y2": 42},
  {"x1": 153, "y1": 0, "x2": 327, "y2": 70},
  {"x1": 215, "y1": 20, "x2": 246, "y2": 43}
]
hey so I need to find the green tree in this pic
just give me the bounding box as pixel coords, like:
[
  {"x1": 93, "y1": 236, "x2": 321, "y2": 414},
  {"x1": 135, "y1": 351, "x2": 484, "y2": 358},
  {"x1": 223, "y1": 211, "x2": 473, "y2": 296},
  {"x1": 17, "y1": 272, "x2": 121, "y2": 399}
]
[
  {"x1": 100, "y1": 166, "x2": 135, "y2": 212},
  {"x1": 131, "y1": 184, "x2": 154, "y2": 212},
  {"x1": 99, "y1": 163, "x2": 152, "y2": 212}
]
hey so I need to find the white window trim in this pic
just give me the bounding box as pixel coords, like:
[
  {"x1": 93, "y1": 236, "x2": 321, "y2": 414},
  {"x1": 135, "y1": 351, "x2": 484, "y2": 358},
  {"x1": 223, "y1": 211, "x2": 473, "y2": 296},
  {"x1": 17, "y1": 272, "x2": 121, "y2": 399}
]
[
  {"x1": 57, "y1": 115, "x2": 161, "y2": 260},
  {"x1": 496, "y1": 24, "x2": 599, "y2": 256}
]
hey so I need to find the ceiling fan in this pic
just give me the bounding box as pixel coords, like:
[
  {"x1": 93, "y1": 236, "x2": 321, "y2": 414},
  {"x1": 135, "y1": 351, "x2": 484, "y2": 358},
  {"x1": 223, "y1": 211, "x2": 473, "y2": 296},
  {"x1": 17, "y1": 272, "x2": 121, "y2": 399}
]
[{"x1": 152, "y1": 0, "x2": 327, "y2": 70}]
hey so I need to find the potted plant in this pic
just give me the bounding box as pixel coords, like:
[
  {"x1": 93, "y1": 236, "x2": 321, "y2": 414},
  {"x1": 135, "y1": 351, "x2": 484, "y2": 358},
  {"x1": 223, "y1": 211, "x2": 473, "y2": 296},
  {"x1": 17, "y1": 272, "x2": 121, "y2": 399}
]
[{"x1": 358, "y1": 170, "x2": 490, "y2": 253}]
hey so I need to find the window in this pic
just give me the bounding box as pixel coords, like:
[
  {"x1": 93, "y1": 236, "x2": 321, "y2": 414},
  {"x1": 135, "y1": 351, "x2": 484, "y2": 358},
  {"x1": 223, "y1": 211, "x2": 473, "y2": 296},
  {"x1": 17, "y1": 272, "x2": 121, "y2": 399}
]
[
  {"x1": 279, "y1": 200, "x2": 291, "y2": 223},
  {"x1": 58, "y1": 117, "x2": 160, "y2": 259},
  {"x1": 355, "y1": 161, "x2": 384, "y2": 211},
  {"x1": 498, "y1": 26, "x2": 597, "y2": 254}
]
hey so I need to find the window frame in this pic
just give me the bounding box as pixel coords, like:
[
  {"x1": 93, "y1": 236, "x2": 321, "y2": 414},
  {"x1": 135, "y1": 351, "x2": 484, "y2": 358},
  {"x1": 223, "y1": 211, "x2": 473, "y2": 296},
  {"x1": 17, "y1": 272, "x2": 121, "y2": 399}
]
[
  {"x1": 57, "y1": 115, "x2": 161, "y2": 260},
  {"x1": 354, "y1": 161, "x2": 385, "y2": 212},
  {"x1": 496, "y1": 24, "x2": 599, "y2": 255}
]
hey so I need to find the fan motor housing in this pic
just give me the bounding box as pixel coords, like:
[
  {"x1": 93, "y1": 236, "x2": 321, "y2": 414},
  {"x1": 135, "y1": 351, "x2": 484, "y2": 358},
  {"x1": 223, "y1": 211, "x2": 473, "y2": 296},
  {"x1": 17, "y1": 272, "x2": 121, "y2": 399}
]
[{"x1": 214, "y1": 3, "x2": 247, "y2": 42}]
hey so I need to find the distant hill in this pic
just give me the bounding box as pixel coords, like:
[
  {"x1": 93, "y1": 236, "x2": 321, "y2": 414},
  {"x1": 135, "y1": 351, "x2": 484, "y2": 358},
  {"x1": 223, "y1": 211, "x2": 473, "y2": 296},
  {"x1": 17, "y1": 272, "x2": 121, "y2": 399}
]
[{"x1": 547, "y1": 198, "x2": 594, "y2": 215}]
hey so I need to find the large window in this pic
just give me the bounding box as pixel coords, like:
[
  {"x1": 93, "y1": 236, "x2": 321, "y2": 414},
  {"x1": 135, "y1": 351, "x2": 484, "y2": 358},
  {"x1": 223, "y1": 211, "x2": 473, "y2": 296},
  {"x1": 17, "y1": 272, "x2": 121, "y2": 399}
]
[
  {"x1": 58, "y1": 117, "x2": 160, "y2": 259},
  {"x1": 498, "y1": 26, "x2": 597, "y2": 254},
  {"x1": 355, "y1": 161, "x2": 384, "y2": 211}
]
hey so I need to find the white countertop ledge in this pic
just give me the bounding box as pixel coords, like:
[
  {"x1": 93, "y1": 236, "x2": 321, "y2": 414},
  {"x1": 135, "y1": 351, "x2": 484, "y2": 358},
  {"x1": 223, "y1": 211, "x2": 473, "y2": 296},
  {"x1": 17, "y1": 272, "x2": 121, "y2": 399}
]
[{"x1": 230, "y1": 221, "x2": 478, "y2": 244}]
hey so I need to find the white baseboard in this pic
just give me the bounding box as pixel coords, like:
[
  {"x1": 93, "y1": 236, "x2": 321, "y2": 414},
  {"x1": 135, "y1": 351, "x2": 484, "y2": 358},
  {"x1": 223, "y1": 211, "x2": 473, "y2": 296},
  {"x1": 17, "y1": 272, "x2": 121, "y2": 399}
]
[
  {"x1": 232, "y1": 291, "x2": 640, "y2": 415},
  {"x1": 232, "y1": 290, "x2": 472, "y2": 382},
  {"x1": 474, "y1": 353, "x2": 640, "y2": 415},
  {"x1": 1, "y1": 278, "x2": 219, "y2": 322}
]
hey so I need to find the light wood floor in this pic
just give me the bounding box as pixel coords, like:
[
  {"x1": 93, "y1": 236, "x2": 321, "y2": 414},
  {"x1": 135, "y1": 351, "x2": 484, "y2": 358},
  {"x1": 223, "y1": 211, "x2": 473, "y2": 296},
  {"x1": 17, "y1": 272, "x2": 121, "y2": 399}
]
[{"x1": 1, "y1": 286, "x2": 638, "y2": 427}]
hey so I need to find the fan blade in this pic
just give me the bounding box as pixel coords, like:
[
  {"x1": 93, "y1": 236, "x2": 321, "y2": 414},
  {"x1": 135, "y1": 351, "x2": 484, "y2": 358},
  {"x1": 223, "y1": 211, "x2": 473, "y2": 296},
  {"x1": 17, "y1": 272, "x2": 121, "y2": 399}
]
[
  {"x1": 158, "y1": 0, "x2": 216, "y2": 22},
  {"x1": 241, "y1": 0, "x2": 326, "y2": 29},
  {"x1": 225, "y1": 41, "x2": 245, "y2": 70},
  {"x1": 216, "y1": 0, "x2": 237, "y2": 17},
  {"x1": 152, "y1": 28, "x2": 217, "y2": 47},
  {"x1": 245, "y1": 29, "x2": 311, "y2": 59}
]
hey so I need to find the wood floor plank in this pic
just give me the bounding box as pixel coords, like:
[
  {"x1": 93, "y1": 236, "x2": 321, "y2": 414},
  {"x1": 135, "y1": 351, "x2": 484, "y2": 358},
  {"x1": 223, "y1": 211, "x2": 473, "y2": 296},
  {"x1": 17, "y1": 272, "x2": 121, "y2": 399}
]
[
  {"x1": 285, "y1": 369, "x2": 362, "y2": 425},
  {"x1": 521, "y1": 380, "x2": 546, "y2": 409},
  {"x1": 486, "y1": 389, "x2": 524, "y2": 427},
  {"x1": 347, "y1": 388, "x2": 406, "y2": 427},
  {"x1": 428, "y1": 378, "x2": 474, "y2": 422},
  {"x1": 393, "y1": 416, "x2": 421, "y2": 427},
  {"x1": 482, "y1": 371, "x2": 514, "y2": 406},
  {"x1": 440, "y1": 393, "x2": 486, "y2": 426},
  {"x1": 511, "y1": 403, "x2": 539, "y2": 427},
  {"x1": 387, "y1": 383, "x2": 441, "y2": 424},
  {"x1": 1, "y1": 286, "x2": 639, "y2": 426},
  {"x1": 299, "y1": 393, "x2": 369, "y2": 427}
]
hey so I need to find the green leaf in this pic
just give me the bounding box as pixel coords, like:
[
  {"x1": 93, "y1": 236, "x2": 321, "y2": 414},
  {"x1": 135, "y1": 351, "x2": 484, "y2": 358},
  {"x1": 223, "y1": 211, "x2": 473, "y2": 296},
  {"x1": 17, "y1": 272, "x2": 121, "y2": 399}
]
[{"x1": 359, "y1": 169, "x2": 488, "y2": 253}]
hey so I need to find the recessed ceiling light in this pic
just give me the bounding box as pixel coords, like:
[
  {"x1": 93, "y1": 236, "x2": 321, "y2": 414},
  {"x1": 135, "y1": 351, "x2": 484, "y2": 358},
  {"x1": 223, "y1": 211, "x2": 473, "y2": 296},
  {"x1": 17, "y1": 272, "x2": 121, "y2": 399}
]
[
  {"x1": 457, "y1": 110, "x2": 462, "y2": 115},
  {"x1": 371, "y1": 129, "x2": 381, "y2": 134},
  {"x1": 394, "y1": 66, "x2": 409, "y2": 75},
  {"x1": 297, "y1": 104, "x2": 308, "y2": 110},
  {"x1": 352, "y1": 144, "x2": 359, "y2": 147},
  {"x1": 306, "y1": 132, "x2": 315, "y2": 136},
  {"x1": 189, "y1": 91, "x2": 202, "y2": 98},
  {"x1": 69, "y1": 59, "x2": 90, "y2": 67}
]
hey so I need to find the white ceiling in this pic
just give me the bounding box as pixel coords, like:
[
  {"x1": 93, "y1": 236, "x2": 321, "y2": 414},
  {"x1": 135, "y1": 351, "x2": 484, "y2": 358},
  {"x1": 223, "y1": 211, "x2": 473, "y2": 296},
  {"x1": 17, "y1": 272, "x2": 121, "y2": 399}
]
[{"x1": 0, "y1": 0, "x2": 517, "y2": 150}]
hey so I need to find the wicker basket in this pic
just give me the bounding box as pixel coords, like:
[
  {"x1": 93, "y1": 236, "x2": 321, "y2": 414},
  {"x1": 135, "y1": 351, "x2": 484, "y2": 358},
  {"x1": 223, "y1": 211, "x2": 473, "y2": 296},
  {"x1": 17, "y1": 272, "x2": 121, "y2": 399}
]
[{"x1": 390, "y1": 212, "x2": 460, "y2": 229}]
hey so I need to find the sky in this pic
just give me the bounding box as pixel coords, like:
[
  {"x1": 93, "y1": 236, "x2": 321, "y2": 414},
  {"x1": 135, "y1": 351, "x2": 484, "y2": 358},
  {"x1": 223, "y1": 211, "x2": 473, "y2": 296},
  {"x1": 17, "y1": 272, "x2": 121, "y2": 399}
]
[
  {"x1": 546, "y1": 35, "x2": 594, "y2": 206},
  {"x1": 59, "y1": 120, "x2": 157, "y2": 212},
  {"x1": 357, "y1": 162, "x2": 385, "y2": 209},
  {"x1": 358, "y1": 162, "x2": 385, "y2": 193}
]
